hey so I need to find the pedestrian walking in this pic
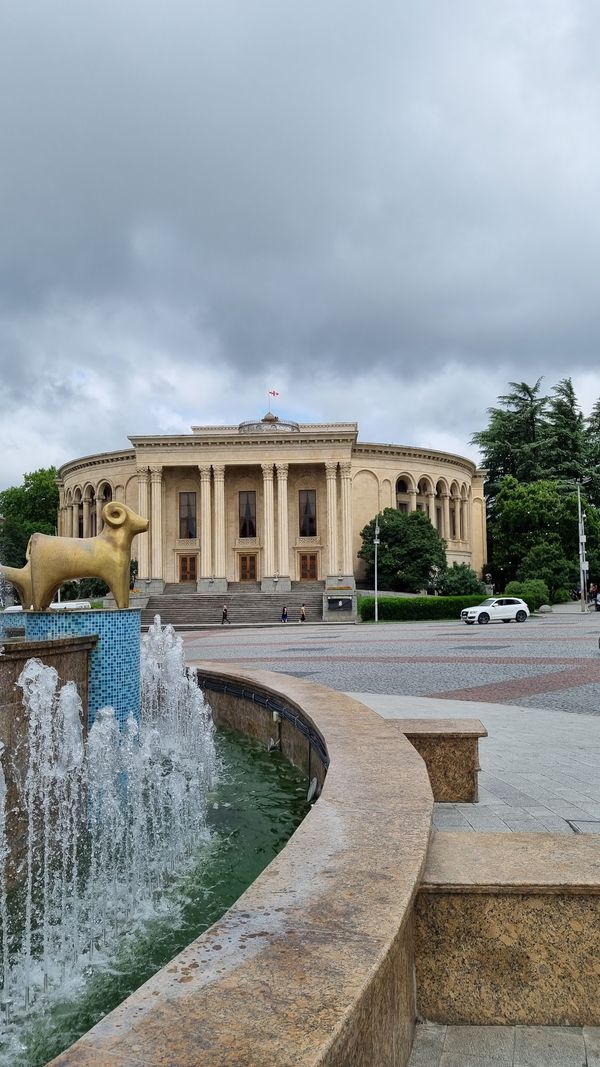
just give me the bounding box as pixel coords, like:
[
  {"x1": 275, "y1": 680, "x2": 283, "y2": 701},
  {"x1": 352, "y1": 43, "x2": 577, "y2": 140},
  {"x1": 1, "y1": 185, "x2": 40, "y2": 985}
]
[
  {"x1": 300, "y1": 603, "x2": 306, "y2": 623},
  {"x1": 221, "y1": 604, "x2": 230, "y2": 624},
  {"x1": 281, "y1": 606, "x2": 288, "y2": 623}
]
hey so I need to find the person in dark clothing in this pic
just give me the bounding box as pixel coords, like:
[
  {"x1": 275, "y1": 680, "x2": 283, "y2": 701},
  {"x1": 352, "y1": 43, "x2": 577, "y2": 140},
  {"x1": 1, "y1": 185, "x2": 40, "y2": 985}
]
[
  {"x1": 281, "y1": 606, "x2": 288, "y2": 623},
  {"x1": 221, "y1": 605, "x2": 230, "y2": 624}
]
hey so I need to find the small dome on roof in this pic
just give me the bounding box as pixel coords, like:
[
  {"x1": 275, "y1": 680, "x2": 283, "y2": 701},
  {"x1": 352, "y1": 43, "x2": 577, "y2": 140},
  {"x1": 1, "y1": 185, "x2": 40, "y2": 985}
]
[{"x1": 238, "y1": 413, "x2": 300, "y2": 434}]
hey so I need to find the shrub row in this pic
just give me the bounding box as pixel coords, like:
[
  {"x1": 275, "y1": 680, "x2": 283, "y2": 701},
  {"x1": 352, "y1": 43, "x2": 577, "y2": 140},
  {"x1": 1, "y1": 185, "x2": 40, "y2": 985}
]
[
  {"x1": 358, "y1": 595, "x2": 484, "y2": 622},
  {"x1": 503, "y1": 580, "x2": 549, "y2": 611}
]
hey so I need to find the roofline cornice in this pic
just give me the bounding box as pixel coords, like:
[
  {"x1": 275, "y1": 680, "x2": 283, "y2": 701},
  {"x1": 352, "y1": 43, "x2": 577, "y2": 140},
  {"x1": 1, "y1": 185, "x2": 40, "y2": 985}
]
[
  {"x1": 353, "y1": 442, "x2": 477, "y2": 475},
  {"x1": 129, "y1": 432, "x2": 357, "y2": 449},
  {"x1": 59, "y1": 449, "x2": 136, "y2": 479}
]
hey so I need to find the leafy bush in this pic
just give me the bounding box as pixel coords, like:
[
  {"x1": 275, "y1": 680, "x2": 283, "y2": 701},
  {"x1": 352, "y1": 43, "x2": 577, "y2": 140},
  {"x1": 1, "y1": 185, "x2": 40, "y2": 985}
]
[
  {"x1": 437, "y1": 563, "x2": 485, "y2": 596},
  {"x1": 516, "y1": 537, "x2": 578, "y2": 601},
  {"x1": 60, "y1": 577, "x2": 109, "y2": 600},
  {"x1": 553, "y1": 587, "x2": 571, "y2": 604},
  {"x1": 358, "y1": 595, "x2": 484, "y2": 622},
  {"x1": 504, "y1": 579, "x2": 549, "y2": 611}
]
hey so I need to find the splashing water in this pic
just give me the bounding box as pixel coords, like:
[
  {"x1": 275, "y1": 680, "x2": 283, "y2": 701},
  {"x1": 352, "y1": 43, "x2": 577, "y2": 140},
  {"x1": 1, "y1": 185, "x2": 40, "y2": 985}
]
[{"x1": 0, "y1": 616, "x2": 217, "y2": 1056}]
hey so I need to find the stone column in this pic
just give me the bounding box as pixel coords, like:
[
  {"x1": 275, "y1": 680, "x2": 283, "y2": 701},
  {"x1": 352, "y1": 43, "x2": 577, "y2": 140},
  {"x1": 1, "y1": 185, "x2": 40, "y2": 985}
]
[
  {"x1": 461, "y1": 497, "x2": 469, "y2": 543},
  {"x1": 95, "y1": 495, "x2": 104, "y2": 534},
  {"x1": 71, "y1": 503, "x2": 79, "y2": 538},
  {"x1": 199, "y1": 465, "x2": 212, "y2": 579},
  {"x1": 451, "y1": 495, "x2": 460, "y2": 541},
  {"x1": 325, "y1": 462, "x2": 338, "y2": 576},
  {"x1": 426, "y1": 491, "x2": 436, "y2": 524},
  {"x1": 276, "y1": 463, "x2": 291, "y2": 589},
  {"x1": 340, "y1": 462, "x2": 354, "y2": 579},
  {"x1": 261, "y1": 463, "x2": 275, "y2": 587},
  {"x1": 57, "y1": 482, "x2": 65, "y2": 535},
  {"x1": 82, "y1": 497, "x2": 91, "y2": 538},
  {"x1": 136, "y1": 467, "x2": 150, "y2": 579},
  {"x1": 213, "y1": 465, "x2": 227, "y2": 584},
  {"x1": 442, "y1": 493, "x2": 451, "y2": 540},
  {"x1": 409, "y1": 488, "x2": 417, "y2": 512},
  {"x1": 150, "y1": 466, "x2": 163, "y2": 579}
]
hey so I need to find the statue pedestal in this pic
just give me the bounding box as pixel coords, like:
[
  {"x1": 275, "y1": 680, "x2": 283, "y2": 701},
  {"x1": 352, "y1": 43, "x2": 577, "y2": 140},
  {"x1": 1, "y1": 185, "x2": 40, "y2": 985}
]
[{"x1": 12, "y1": 609, "x2": 141, "y2": 728}]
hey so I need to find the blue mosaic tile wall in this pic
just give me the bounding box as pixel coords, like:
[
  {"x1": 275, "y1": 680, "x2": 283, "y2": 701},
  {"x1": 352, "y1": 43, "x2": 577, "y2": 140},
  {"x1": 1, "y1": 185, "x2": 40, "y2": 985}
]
[{"x1": 6, "y1": 610, "x2": 141, "y2": 728}]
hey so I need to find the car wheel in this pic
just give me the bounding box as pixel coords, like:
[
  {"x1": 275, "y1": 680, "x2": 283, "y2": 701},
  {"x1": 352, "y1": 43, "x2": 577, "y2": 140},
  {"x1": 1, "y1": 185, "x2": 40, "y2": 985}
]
[
  {"x1": 478, "y1": 612, "x2": 489, "y2": 625},
  {"x1": 515, "y1": 610, "x2": 527, "y2": 622}
]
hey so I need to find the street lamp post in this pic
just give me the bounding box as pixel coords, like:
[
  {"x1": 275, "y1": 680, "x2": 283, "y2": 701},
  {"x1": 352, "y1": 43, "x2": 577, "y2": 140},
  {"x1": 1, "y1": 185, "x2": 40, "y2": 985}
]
[
  {"x1": 577, "y1": 484, "x2": 589, "y2": 613},
  {"x1": 373, "y1": 518, "x2": 380, "y2": 624}
]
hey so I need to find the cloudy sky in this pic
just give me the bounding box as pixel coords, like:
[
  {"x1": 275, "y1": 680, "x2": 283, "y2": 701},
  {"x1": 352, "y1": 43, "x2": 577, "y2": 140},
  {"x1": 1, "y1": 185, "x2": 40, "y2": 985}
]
[{"x1": 2, "y1": 0, "x2": 600, "y2": 489}]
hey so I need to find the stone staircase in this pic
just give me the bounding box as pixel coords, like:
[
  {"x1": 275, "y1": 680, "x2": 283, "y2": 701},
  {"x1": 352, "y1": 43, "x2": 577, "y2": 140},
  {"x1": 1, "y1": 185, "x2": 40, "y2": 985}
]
[{"x1": 141, "y1": 585, "x2": 326, "y2": 629}]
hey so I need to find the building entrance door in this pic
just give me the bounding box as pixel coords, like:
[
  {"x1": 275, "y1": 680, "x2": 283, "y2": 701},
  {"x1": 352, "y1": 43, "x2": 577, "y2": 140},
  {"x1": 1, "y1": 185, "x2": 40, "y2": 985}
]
[
  {"x1": 299, "y1": 554, "x2": 318, "y2": 580},
  {"x1": 179, "y1": 555, "x2": 197, "y2": 582},
  {"x1": 240, "y1": 554, "x2": 257, "y2": 581}
]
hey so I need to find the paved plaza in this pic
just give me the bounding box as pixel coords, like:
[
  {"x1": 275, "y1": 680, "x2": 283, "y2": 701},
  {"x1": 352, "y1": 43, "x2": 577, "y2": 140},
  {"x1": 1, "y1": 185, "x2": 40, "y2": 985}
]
[
  {"x1": 182, "y1": 606, "x2": 600, "y2": 1066},
  {"x1": 182, "y1": 607, "x2": 600, "y2": 835}
]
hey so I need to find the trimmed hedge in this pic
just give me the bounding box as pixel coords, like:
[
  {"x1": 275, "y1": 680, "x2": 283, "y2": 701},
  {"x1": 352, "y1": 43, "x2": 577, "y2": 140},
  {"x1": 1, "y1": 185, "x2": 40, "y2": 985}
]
[{"x1": 358, "y1": 595, "x2": 485, "y2": 622}]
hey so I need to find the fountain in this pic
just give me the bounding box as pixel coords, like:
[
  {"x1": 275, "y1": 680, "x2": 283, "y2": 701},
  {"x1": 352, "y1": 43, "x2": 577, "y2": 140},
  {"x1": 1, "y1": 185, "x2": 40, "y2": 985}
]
[
  {"x1": 0, "y1": 618, "x2": 217, "y2": 1061},
  {"x1": 0, "y1": 506, "x2": 314, "y2": 1066}
]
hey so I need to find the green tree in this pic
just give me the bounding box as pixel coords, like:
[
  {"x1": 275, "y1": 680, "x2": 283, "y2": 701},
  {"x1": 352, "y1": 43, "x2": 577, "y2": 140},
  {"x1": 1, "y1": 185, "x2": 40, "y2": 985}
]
[
  {"x1": 471, "y1": 379, "x2": 548, "y2": 500},
  {"x1": 542, "y1": 378, "x2": 585, "y2": 483},
  {"x1": 516, "y1": 537, "x2": 577, "y2": 600},
  {"x1": 487, "y1": 477, "x2": 571, "y2": 586},
  {"x1": 0, "y1": 468, "x2": 59, "y2": 567},
  {"x1": 584, "y1": 398, "x2": 600, "y2": 508},
  {"x1": 437, "y1": 563, "x2": 484, "y2": 596},
  {"x1": 359, "y1": 508, "x2": 447, "y2": 592}
]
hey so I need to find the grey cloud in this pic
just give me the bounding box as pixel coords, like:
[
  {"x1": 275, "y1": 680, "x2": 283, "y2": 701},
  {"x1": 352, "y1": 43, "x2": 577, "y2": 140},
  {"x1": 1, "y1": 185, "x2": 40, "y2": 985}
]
[{"x1": 2, "y1": 0, "x2": 600, "y2": 488}]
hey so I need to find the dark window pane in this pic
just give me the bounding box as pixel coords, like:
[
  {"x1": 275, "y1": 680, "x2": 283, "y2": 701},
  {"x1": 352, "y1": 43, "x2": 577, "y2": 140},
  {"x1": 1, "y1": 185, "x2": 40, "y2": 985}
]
[
  {"x1": 299, "y1": 490, "x2": 317, "y2": 537},
  {"x1": 179, "y1": 492, "x2": 197, "y2": 538},
  {"x1": 239, "y1": 491, "x2": 256, "y2": 538}
]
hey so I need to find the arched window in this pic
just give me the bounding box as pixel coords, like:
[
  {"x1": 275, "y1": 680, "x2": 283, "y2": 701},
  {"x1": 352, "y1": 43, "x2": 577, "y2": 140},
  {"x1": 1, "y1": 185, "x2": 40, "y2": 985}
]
[{"x1": 396, "y1": 478, "x2": 410, "y2": 513}]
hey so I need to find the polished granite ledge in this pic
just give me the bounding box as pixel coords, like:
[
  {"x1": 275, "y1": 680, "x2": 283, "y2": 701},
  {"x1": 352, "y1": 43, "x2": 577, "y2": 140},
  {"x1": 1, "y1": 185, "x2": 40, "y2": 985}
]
[
  {"x1": 51, "y1": 664, "x2": 434, "y2": 1067},
  {"x1": 391, "y1": 719, "x2": 487, "y2": 803},
  {"x1": 417, "y1": 832, "x2": 600, "y2": 1026}
]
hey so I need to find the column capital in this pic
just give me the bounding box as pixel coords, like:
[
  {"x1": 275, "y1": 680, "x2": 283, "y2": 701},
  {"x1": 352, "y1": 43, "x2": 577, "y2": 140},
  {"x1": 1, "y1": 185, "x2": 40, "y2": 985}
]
[
  {"x1": 149, "y1": 465, "x2": 163, "y2": 482},
  {"x1": 199, "y1": 464, "x2": 212, "y2": 481},
  {"x1": 261, "y1": 462, "x2": 274, "y2": 481},
  {"x1": 136, "y1": 465, "x2": 149, "y2": 479},
  {"x1": 275, "y1": 462, "x2": 289, "y2": 479},
  {"x1": 325, "y1": 461, "x2": 338, "y2": 479},
  {"x1": 339, "y1": 461, "x2": 352, "y2": 479},
  {"x1": 212, "y1": 464, "x2": 225, "y2": 480}
]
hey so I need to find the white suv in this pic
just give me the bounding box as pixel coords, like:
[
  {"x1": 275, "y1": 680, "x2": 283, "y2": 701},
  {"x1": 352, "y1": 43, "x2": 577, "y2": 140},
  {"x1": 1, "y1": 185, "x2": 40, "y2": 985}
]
[{"x1": 461, "y1": 597, "x2": 530, "y2": 625}]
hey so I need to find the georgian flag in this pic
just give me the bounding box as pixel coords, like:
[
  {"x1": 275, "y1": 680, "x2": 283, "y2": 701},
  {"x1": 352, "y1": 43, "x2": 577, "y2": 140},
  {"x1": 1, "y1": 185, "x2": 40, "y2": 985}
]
[{"x1": 268, "y1": 389, "x2": 280, "y2": 397}]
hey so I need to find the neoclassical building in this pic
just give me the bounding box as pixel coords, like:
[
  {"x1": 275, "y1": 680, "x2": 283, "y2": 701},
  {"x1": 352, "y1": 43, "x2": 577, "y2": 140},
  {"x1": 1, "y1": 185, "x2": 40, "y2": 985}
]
[{"x1": 57, "y1": 415, "x2": 487, "y2": 593}]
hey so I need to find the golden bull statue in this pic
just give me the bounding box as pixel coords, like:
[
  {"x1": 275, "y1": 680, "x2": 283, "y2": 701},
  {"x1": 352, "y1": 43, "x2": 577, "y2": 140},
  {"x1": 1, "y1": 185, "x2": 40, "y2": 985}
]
[{"x1": 0, "y1": 503, "x2": 149, "y2": 610}]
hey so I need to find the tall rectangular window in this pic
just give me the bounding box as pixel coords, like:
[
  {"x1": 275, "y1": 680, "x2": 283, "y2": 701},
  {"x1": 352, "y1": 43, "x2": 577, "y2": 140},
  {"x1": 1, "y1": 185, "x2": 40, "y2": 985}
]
[
  {"x1": 239, "y1": 491, "x2": 256, "y2": 538},
  {"x1": 179, "y1": 492, "x2": 197, "y2": 538},
  {"x1": 299, "y1": 490, "x2": 317, "y2": 537}
]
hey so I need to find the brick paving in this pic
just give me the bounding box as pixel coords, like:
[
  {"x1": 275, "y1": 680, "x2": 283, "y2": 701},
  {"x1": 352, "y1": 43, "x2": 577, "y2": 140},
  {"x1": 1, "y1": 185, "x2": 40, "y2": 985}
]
[{"x1": 182, "y1": 608, "x2": 600, "y2": 714}]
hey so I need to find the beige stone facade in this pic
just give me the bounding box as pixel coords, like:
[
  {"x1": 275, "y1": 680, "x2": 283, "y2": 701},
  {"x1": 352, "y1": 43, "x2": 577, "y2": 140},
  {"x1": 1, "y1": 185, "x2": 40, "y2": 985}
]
[{"x1": 57, "y1": 417, "x2": 487, "y2": 592}]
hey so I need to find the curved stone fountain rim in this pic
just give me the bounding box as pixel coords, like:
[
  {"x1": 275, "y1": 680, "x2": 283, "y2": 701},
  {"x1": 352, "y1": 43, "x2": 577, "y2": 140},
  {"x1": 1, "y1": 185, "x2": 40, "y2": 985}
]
[{"x1": 50, "y1": 664, "x2": 434, "y2": 1067}]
